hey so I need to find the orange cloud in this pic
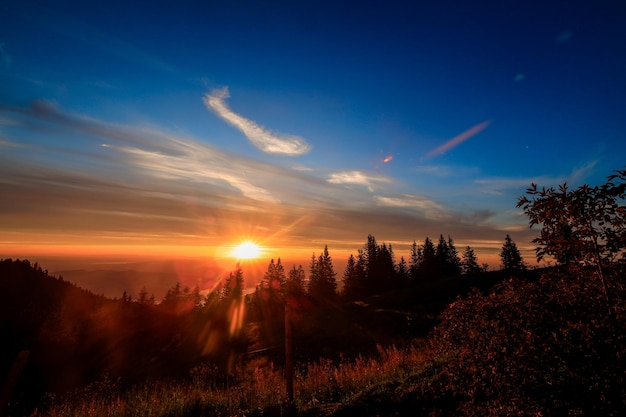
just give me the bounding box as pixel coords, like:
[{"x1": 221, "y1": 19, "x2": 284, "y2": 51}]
[{"x1": 424, "y1": 120, "x2": 492, "y2": 160}]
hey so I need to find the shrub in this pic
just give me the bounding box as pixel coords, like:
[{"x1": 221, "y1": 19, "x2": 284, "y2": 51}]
[{"x1": 422, "y1": 269, "x2": 626, "y2": 416}]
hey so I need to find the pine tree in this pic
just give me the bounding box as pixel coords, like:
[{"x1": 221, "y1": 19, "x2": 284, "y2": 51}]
[
  {"x1": 342, "y1": 254, "x2": 362, "y2": 300},
  {"x1": 409, "y1": 240, "x2": 421, "y2": 281},
  {"x1": 419, "y1": 237, "x2": 437, "y2": 278},
  {"x1": 461, "y1": 246, "x2": 482, "y2": 276},
  {"x1": 396, "y1": 256, "x2": 409, "y2": 287},
  {"x1": 222, "y1": 264, "x2": 244, "y2": 301},
  {"x1": 286, "y1": 264, "x2": 306, "y2": 296},
  {"x1": 309, "y1": 245, "x2": 337, "y2": 301},
  {"x1": 262, "y1": 258, "x2": 286, "y2": 302},
  {"x1": 446, "y1": 236, "x2": 462, "y2": 276},
  {"x1": 500, "y1": 234, "x2": 526, "y2": 271}
]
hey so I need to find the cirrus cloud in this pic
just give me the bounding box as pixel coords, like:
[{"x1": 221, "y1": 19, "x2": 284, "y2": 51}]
[
  {"x1": 328, "y1": 170, "x2": 393, "y2": 192},
  {"x1": 203, "y1": 87, "x2": 310, "y2": 156}
]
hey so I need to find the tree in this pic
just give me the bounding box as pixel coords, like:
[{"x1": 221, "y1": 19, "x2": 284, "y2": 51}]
[
  {"x1": 221, "y1": 264, "x2": 244, "y2": 301},
  {"x1": 409, "y1": 240, "x2": 421, "y2": 281},
  {"x1": 436, "y1": 235, "x2": 461, "y2": 277},
  {"x1": 342, "y1": 251, "x2": 367, "y2": 301},
  {"x1": 426, "y1": 272, "x2": 626, "y2": 416},
  {"x1": 500, "y1": 234, "x2": 525, "y2": 271},
  {"x1": 516, "y1": 167, "x2": 626, "y2": 314},
  {"x1": 286, "y1": 264, "x2": 306, "y2": 296},
  {"x1": 461, "y1": 246, "x2": 482, "y2": 276},
  {"x1": 418, "y1": 237, "x2": 437, "y2": 278},
  {"x1": 308, "y1": 245, "x2": 337, "y2": 301},
  {"x1": 342, "y1": 254, "x2": 360, "y2": 300},
  {"x1": 396, "y1": 256, "x2": 409, "y2": 287},
  {"x1": 262, "y1": 258, "x2": 286, "y2": 297},
  {"x1": 517, "y1": 169, "x2": 626, "y2": 268}
]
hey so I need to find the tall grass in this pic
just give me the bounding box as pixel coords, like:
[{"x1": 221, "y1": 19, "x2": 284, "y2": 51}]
[{"x1": 37, "y1": 344, "x2": 427, "y2": 417}]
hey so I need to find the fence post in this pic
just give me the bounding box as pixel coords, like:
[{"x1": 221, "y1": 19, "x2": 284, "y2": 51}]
[
  {"x1": 284, "y1": 300, "x2": 294, "y2": 409},
  {"x1": 0, "y1": 350, "x2": 30, "y2": 417}
]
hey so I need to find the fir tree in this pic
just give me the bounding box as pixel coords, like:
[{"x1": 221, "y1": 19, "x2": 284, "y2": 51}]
[
  {"x1": 286, "y1": 264, "x2": 306, "y2": 296},
  {"x1": 309, "y1": 245, "x2": 337, "y2": 301},
  {"x1": 461, "y1": 246, "x2": 482, "y2": 276},
  {"x1": 409, "y1": 240, "x2": 421, "y2": 281},
  {"x1": 500, "y1": 234, "x2": 526, "y2": 271}
]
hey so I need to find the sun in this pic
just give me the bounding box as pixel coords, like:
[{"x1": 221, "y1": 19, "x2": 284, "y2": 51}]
[{"x1": 231, "y1": 241, "x2": 261, "y2": 259}]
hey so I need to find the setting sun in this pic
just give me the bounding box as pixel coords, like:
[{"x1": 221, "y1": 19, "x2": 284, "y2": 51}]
[{"x1": 231, "y1": 241, "x2": 261, "y2": 259}]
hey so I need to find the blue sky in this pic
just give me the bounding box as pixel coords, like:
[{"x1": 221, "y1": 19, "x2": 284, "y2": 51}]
[{"x1": 1, "y1": 0, "x2": 625, "y2": 269}]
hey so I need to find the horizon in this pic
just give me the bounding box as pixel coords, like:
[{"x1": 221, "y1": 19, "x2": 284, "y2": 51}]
[
  {"x1": 2, "y1": 0, "x2": 625, "y2": 291},
  {"x1": 0, "y1": 235, "x2": 518, "y2": 301}
]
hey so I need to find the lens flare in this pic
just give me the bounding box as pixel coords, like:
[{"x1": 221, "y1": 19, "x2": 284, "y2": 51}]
[{"x1": 232, "y1": 241, "x2": 261, "y2": 259}]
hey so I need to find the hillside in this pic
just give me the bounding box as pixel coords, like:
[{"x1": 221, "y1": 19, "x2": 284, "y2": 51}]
[{"x1": 2, "y1": 256, "x2": 624, "y2": 416}]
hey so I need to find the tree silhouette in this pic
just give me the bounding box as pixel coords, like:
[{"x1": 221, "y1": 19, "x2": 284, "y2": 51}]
[
  {"x1": 308, "y1": 245, "x2": 337, "y2": 302},
  {"x1": 461, "y1": 246, "x2": 482, "y2": 276},
  {"x1": 341, "y1": 254, "x2": 362, "y2": 301},
  {"x1": 409, "y1": 240, "x2": 421, "y2": 282},
  {"x1": 262, "y1": 258, "x2": 286, "y2": 301},
  {"x1": 436, "y1": 235, "x2": 461, "y2": 277},
  {"x1": 418, "y1": 236, "x2": 437, "y2": 279},
  {"x1": 517, "y1": 169, "x2": 626, "y2": 268},
  {"x1": 221, "y1": 264, "x2": 244, "y2": 301},
  {"x1": 517, "y1": 167, "x2": 626, "y2": 315},
  {"x1": 500, "y1": 234, "x2": 525, "y2": 271},
  {"x1": 286, "y1": 264, "x2": 306, "y2": 296}
]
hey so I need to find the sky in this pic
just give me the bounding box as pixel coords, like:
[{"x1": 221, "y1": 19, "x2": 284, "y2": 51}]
[{"x1": 1, "y1": 0, "x2": 625, "y2": 278}]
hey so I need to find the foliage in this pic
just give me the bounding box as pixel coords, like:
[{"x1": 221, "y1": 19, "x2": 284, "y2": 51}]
[
  {"x1": 423, "y1": 268, "x2": 626, "y2": 416},
  {"x1": 517, "y1": 168, "x2": 626, "y2": 267}
]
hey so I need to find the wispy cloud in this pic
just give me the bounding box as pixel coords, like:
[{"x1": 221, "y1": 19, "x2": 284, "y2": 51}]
[
  {"x1": 374, "y1": 194, "x2": 446, "y2": 219},
  {"x1": 117, "y1": 143, "x2": 278, "y2": 203},
  {"x1": 568, "y1": 160, "x2": 597, "y2": 184},
  {"x1": 203, "y1": 87, "x2": 310, "y2": 156},
  {"x1": 0, "y1": 99, "x2": 524, "y2": 266},
  {"x1": 328, "y1": 170, "x2": 392, "y2": 192},
  {"x1": 472, "y1": 160, "x2": 599, "y2": 197},
  {"x1": 424, "y1": 120, "x2": 491, "y2": 160}
]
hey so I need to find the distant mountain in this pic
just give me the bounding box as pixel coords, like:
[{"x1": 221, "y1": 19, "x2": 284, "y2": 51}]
[
  {"x1": 53, "y1": 257, "x2": 227, "y2": 300},
  {"x1": 0, "y1": 258, "x2": 243, "y2": 415},
  {"x1": 53, "y1": 269, "x2": 181, "y2": 300}
]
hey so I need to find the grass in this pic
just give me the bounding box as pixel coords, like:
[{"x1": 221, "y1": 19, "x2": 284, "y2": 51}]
[{"x1": 36, "y1": 343, "x2": 429, "y2": 417}]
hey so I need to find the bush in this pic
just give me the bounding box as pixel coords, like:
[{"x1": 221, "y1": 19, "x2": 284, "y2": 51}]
[{"x1": 422, "y1": 269, "x2": 626, "y2": 416}]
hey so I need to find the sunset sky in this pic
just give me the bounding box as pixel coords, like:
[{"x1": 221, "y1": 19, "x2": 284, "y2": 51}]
[{"x1": 1, "y1": 0, "x2": 625, "y2": 275}]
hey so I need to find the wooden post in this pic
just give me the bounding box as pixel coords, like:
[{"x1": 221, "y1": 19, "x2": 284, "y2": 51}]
[
  {"x1": 0, "y1": 350, "x2": 29, "y2": 417},
  {"x1": 284, "y1": 299, "x2": 294, "y2": 408}
]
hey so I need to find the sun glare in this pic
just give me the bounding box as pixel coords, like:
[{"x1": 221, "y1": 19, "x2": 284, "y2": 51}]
[{"x1": 232, "y1": 241, "x2": 261, "y2": 259}]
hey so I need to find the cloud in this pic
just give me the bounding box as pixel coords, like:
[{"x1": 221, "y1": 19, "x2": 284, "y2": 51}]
[
  {"x1": 1, "y1": 99, "x2": 281, "y2": 202},
  {"x1": 514, "y1": 73, "x2": 525, "y2": 82},
  {"x1": 203, "y1": 88, "x2": 310, "y2": 156},
  {"x1": 327, "y1": 170, "x2": 392, "y2": 192},
  {"x1": 0, "y1": 99, "x2": 526, "y2": 267},
  {"x1": 568, "y1": 160, "x2": 597, "y2": 184},
  {"x1": 424, "y1": 120, "x2": 492, "y2": 160},
  {"x1": 374, "y1": 194, "x2": 446, "y2": 219},
  {"x1": 117, "y1": 143, "x2": 278, "y2": 203}
]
